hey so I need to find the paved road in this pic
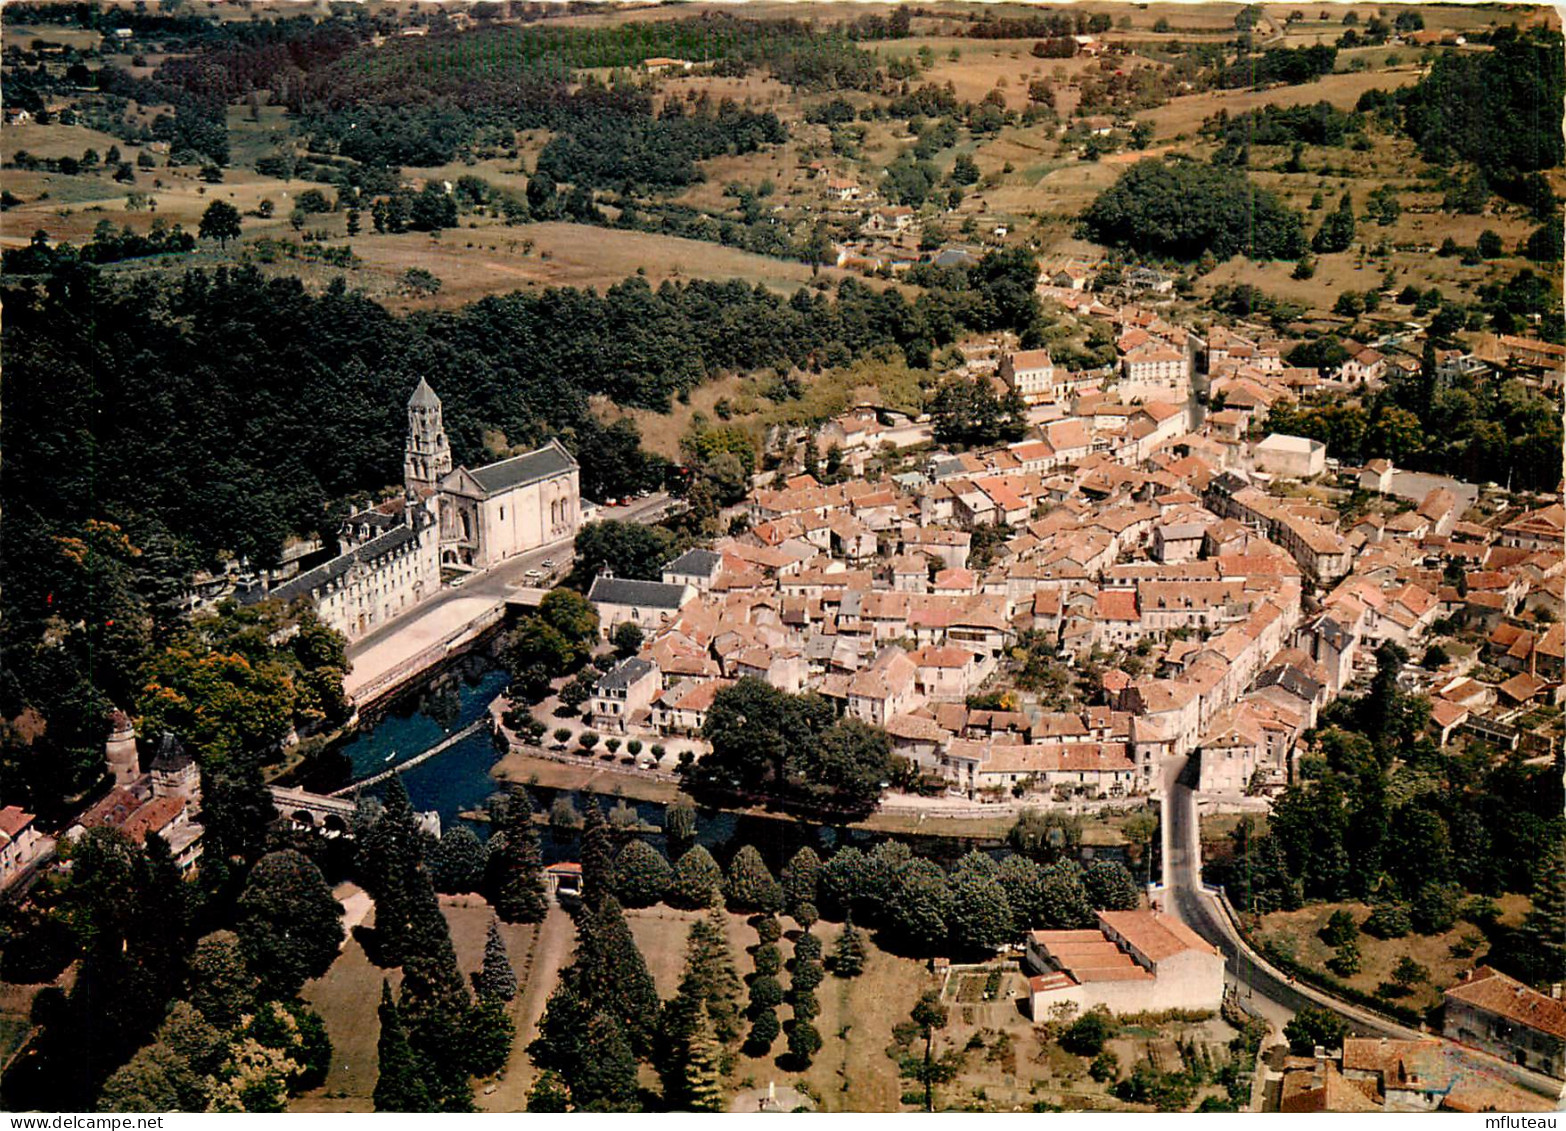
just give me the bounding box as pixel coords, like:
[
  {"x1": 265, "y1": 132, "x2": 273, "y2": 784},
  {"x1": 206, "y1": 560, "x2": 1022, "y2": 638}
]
[
  {"x1": 1164, "y1": 760, "x2": 1566, "y2": 1106},
  {"x1": 1161, "y1": 758, "x2": 1342, "y2": 1033}
]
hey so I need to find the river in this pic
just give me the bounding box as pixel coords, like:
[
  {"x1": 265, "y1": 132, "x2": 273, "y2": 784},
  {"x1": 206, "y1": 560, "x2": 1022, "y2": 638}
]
[{"x1": 317, "y1": 655, "x2": 1145, "y2": 874}]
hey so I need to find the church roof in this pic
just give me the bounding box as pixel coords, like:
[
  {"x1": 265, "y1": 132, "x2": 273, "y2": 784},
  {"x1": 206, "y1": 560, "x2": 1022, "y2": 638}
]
[
  {"x1": 467, "y1": 441, "x2": 577, "y2": 496},
  {"x1": 409, "y1": 377, "x2": 441, "y2": 408}
]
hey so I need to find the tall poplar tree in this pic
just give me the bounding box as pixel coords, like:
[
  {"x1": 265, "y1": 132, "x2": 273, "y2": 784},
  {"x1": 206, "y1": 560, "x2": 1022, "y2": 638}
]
[{"x1": 580, "y1": 798, "x2": 616, "y2": 910}]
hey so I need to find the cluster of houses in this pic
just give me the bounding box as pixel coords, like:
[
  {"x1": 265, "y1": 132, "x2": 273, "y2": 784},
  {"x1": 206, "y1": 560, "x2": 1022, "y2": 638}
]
[
  {"x1": 578, "y1": 394, "x2": 1560, "y2": 807},
  {"x1": 1277, "y1": 967, "x2": 1565, "y2": 1111},
  {"x1": 580, "y1": 436, "x2": 1335, "y2": 803},
  {"x1": 0, "y1": 715, "x2": 207, "y2": 893},
  {"x1": 569, "y1": 270, "x2": 1564, "y2": 807}
]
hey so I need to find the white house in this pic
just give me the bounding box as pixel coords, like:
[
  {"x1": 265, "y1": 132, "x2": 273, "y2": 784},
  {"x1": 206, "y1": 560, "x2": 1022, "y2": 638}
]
[{"x1": 1254, "y1": 433, "x2": 1326, "y2": 479}]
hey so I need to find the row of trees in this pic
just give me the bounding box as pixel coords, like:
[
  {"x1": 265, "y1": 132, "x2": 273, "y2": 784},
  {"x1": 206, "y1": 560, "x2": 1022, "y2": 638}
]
[
  {"x1": 605, "y1": 828, "x2": 1141, "y2": 960},
  {"x1": 3, "y1": 222, "x2": 196, "y2": 273},
  {"x1": 362, "y1": 778, "x2": 519, "y2": 1110}
]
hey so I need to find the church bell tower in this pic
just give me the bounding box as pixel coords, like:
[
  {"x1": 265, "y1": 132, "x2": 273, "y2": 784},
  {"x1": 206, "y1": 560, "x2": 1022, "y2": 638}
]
[{"x1": 405, "y1": 377, "x2": 453, "y2": 496}]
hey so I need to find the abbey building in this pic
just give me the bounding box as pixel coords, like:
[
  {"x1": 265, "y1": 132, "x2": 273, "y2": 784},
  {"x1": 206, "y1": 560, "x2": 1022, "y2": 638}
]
[{"x1": 251, "y1": 379, "x2": 579, "y2": 642}]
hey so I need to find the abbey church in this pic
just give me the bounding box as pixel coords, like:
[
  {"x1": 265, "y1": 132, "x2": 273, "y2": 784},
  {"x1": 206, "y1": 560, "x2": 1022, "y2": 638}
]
[{"x1": 255, "y1": 380, "x2": 580, "y2": 642}]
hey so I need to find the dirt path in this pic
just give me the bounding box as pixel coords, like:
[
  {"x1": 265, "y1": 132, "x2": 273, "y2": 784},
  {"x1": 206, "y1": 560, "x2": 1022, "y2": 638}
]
[{"x1": 477, "y1": 904, "x2": 575, "y2": 1112}]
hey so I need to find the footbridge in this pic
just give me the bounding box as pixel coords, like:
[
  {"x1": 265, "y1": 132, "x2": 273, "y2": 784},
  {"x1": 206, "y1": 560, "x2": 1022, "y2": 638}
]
[{"x1": 327, "y1": 718, "x2": 489, "y2": 797}]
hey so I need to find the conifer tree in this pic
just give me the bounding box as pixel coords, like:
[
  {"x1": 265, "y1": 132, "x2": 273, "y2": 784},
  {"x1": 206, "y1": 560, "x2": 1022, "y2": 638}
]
[
  {"x1": 487, "y1": 791, "x2": 548, "y2": 923},
  {"x1": 575, "y1": 1012, "x2": 640, "y2": 1112},
  {"x1": 476, "y1": 917, "x2": 518, "y2": 1002},
  {"x1": 526, "y1": 1070, "x2": 570, "y2": 1112},
  {"x1": 833, "y1": 914, "x2": 867, "y2": 978},
  {"x1": 781, "y1": 847, "x2": 823, "y2": 915},
  {"x1": 744, "y1": 1005, "x2": 780, "y2": 1056},
  {"x1": 529, "y1": 981, "x2": 595, "y2": 1079},
  {"x1": 432, "y1": 826, "x2": 486, "y2": 894},
  {"x1": 580, "y1": 798, "x2": 616, "y2": 910},
  {"x1": 754, "y1": 912, "x2": 782, "y2": 946},
  {"x1": 684, "y1": 1003, "x2": 726, "y2": 1113},
  {"x1": 463, "y1": 996, "x2": 515, "y2": 1078},
  {"x1": 747, "y1": 974, "x2": 784, "y2": 1011},
  {"x1": 670, "y1": 845, "x2": 725, "y2": 908},
  {"x1": 786, "y1": 1018, "x2": 821, "y2": 1067},
  {"x1": 725, "y1": 845, "x2": 783, "y2": 913},
  {"x1": 356, "y1": 777, "x2": 425, "y2": 966},
  {"x1": 136, "y1": 832, "x2": 193, "y2": 1003},
  {"x1": 570, "y1": 896, "x2": 660, "y2": 1056},
  {"x1": 658, "y1": 906, "x2": 743, "y2": 1103},
  {"x1": 374, "y1": 982, "x2": 432, "y2": 1112},
  {"x1": 614, "y1": 839, "x2": 673, "y2": 908}
]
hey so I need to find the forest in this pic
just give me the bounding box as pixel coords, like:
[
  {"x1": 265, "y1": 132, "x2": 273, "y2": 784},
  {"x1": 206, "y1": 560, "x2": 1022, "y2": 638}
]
[
  {"x1": 1360, "y1": 29, "x2": 1564, "y2": 180},
  {"x1": 1078, "y1": 158, "x2": 1307, "y2": 262},
  {"x1": 0, "y1": 249, "x2": 1041, "y2": 815},
  {"x1": 1215, "y1": 44, "x2": 1336, "y2": 89}
]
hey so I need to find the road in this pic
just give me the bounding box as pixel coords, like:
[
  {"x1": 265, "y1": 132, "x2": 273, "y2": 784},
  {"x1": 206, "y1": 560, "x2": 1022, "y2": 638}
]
[
  {"x1": 1161, "y1": 756, "x2": 1339, "y2": 1034},
  {"x1": 343, "y1": 493, "x2": 675, "y2": 701},
  {"x1": 1164, "y1": 763, "x2": 1566, "y2": 1106},
  {"x1": 1163, "y1": 754, "x2": 1413, "y2": 1036}
]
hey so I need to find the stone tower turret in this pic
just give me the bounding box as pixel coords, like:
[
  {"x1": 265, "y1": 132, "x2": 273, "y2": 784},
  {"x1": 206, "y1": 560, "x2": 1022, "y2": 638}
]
[
  {"x1": 105, "y1": 708, "x2": 138, "y2": 788},
  {"x1": 405, "y1": 377, "x2": 453, "y2": 497},
  {"x1": 150, "y1": 732, "x2": 201, "y2": 812}
]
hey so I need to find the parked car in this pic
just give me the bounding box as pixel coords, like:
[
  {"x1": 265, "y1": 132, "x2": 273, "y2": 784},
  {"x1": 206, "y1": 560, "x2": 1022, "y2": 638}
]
[{"x1": 525, "y1": 569, "x2": 542, "y2": 582}]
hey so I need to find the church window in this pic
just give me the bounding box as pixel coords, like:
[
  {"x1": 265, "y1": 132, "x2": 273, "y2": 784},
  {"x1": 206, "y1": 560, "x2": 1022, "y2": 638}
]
[{"x1": 499, "y1": 507, "x2": 505, "y2": 521}]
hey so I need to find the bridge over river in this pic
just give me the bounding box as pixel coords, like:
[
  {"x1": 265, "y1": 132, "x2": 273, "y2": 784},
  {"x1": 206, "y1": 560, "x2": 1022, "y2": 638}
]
[{"x1": 269, "y1": 717, "x2": 490, "y2": 831}]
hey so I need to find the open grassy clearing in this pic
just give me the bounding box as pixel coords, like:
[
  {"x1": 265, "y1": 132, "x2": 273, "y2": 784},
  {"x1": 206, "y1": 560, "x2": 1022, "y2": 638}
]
[
  {"x1": 344, "y1": 221, "x2": 854, "y2": 310},
  {"x1": 1256, "y1": 894, "x2": 1531, "y2": 1017}
]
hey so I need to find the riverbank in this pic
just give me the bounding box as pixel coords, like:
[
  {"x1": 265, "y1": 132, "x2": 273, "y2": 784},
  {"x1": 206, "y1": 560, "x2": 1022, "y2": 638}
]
[
  {"x1": 492, "y1": 748, "x2": 684, "y2": 804},
  {"x1": 491, "y1": 744, "x2": 1149, "y2": 848}
]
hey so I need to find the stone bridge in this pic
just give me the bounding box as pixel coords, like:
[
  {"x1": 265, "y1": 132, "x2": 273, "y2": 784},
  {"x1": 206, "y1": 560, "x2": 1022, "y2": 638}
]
[{"x1": 269, "y1": 785, "x2": 357, "y2": 835}]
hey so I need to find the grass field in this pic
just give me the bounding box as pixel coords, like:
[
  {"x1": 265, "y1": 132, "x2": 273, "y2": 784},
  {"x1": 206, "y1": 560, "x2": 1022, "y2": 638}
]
[{"x1": 1255, "y1": 893, "x2": 1531, "y2": 1016}]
